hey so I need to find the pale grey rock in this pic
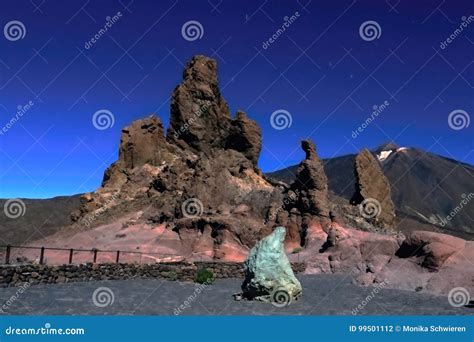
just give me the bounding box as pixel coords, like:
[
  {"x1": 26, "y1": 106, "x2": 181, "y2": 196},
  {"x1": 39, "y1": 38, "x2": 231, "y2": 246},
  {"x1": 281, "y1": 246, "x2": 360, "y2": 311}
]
[{"x1": 241, "y1": 227, "x2": 302, "y2": 305}]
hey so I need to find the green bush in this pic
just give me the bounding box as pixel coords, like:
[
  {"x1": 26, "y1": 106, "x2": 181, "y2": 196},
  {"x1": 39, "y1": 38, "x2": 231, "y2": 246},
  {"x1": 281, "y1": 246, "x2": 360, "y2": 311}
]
[
  {"x1": 195, "y1": 268, "x2": 214, "y2": 284},
  {"x1": 292, "y1": 247, "x2": 303, "y2": 254}
]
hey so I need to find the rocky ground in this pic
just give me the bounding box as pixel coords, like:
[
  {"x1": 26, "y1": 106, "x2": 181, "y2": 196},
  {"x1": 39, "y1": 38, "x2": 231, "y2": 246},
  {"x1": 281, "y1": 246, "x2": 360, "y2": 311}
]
[{"x1": 0, "y1": 275, "x2": 471, "y2": 315}]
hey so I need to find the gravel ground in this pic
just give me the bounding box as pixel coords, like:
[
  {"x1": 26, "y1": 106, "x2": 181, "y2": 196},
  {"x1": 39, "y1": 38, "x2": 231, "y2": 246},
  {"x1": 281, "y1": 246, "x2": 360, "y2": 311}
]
[{"x1": 0, "y1": 275, "x2": 471, "y2": 315}]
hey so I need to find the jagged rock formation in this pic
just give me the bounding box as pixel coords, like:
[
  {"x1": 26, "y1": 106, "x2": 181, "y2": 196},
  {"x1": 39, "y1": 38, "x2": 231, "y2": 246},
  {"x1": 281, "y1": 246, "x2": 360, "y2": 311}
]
[
  {"x1": 260, "y1": 140, "x2": 332, "y2": 250},
  {"x1": 72, "y1": 57, "x2": 338, "y2": 259},
  {"x1": 225, "y1": 111, "x2": 262, "y2": 166},
  {"x1": 241, "y1": 227, "x2": 302, "y2": 304},
  {"x1": 168, "y1": 56, "x2": 230, "y2": 150},
  {"x1": 119, "y1": 116, "x2": 170, "y2": 169},
  {"x1": 292, "y1": 140, "x2": 330, "y2": 219},
  {"x1": 287, "y1": 140, "x2": 331, "y2": 246},
  {"x1": 351, "y1": 149, "x2": 396, "y2": 228},
  {"x1": 167, "y1": 56, "x2": 262, "y2": 165},
  {"x1": 72, "y1": 55, "x2": 281, "y2": 261}
]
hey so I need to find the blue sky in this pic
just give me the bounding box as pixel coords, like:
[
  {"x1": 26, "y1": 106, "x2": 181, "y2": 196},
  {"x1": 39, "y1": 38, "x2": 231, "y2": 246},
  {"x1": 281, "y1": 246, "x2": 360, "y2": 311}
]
[{"x1": 0, "y1": 0, "x2": 473, "y2": 198}]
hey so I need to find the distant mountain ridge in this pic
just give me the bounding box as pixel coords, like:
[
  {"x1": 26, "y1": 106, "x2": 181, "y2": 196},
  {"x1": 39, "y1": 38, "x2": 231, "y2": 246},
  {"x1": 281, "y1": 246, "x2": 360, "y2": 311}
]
[
  {"x1": 267, "y1": 143, "x2": 474, "y2": 238},
  {"x1": 0, "y1": 195, "x2": 82, "y2": 245}
]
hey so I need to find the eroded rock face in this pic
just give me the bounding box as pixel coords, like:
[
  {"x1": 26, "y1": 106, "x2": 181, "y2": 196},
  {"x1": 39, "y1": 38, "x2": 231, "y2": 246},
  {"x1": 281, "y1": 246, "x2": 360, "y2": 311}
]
[
  {"x1": 168, "y1": 55, "x2": 232, "y2": 155},
  {"x1": 242, "y1": 227, "x2": 302, "y2": 303},
  {"x1": 351, "y1": 149, "x2": 396, "y2": 228},
  {"x1": 119, "y1": 115, "x2": 169, "y2": 169},
  {"x1": 226, "y1": 111, "x2": 262, "y2": 166},
  {"x1": 292, "y1": 141, "x2": 330, "y2": 217},
  {"x1": 72, "y1": 55, "x2": 278, "y2": 260},
  {"x1": 167, "y1": 55, "x2": 262, "y2": 165},
  {"x1": 289, "y1": 140, "x2": 331, "y2": 246},
  {"x1": 396, "y1": 230, "x2": 465, "y2": 271}
]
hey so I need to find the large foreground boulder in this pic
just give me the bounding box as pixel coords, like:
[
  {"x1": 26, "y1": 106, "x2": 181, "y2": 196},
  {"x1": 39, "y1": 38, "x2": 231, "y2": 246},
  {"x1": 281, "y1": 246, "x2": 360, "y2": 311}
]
[{"x1": 241, "y1": 227, "x2": 302, "y2": 305}]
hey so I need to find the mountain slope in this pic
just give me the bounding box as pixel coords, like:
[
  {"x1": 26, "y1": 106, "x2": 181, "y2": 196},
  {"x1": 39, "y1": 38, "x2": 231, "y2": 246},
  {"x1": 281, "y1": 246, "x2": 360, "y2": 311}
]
[{"x1": 0, "y1": 195, "x2": 82, "y2": 245}]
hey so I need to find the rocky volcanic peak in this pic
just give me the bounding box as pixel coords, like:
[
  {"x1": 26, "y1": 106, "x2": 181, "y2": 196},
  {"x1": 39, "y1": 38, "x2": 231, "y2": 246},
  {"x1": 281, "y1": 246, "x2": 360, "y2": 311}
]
[
  {"x1": 72, "y1": 56, "x2": 340, "y2": 258},
  {"x1": 72, "y1": 55, "x2": 279, "y2": 261},
  {"x1": 167, "y1": 55, "x2": 262, "y2": 167},
  {"x1": 351, "y1": 148, "x2": 396, "y2": 228},
  {"x1": 375, "y1": 142, "x2": 399, "y2": 162},
  {"x1": 168, "y1": 55, "x2": 232, "y2": 154},
  {"x1": 292, "y1": 140, "x2": 330, "y2": 221},
  {"x1": 375, "y1": 142, "x2": 399, "y2": 153}
]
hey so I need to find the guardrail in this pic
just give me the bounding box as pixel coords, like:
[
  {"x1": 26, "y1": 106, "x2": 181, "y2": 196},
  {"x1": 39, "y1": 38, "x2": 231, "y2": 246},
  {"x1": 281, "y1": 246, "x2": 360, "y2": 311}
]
[{"x1": 0, "y1": 245, "x2": 181, "y2": 265}]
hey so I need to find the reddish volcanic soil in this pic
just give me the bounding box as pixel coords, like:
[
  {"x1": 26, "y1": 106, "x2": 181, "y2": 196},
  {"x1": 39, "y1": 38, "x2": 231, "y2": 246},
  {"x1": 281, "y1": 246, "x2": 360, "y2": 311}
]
[{"x1": 11, "y1": 214, "x2": 187, "y2": 265}]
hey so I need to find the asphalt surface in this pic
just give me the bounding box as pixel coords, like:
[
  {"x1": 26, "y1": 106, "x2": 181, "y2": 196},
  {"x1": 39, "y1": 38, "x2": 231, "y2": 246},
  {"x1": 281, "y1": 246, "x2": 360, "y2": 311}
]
[{"x1": 0, "y1": 274, "x2": 471, "y2": 315}]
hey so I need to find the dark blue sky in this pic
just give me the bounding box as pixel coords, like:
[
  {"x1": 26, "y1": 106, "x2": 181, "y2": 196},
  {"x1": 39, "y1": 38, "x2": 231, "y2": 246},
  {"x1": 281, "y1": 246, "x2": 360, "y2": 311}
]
[{"x1": 0, "y1": 0, "x2": 473, "y2": 198}]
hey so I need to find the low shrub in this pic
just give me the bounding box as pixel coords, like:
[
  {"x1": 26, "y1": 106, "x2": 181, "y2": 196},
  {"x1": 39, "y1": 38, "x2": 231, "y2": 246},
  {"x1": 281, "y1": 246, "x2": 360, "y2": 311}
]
[{"x1": 195, "y1": 268, "x2": 214, "y2": 284}]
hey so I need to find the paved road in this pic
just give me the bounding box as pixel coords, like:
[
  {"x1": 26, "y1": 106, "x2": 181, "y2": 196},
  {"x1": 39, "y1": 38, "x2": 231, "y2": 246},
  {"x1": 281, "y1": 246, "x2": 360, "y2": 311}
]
[{"x1": 0, "y1": 275, "x2": 471, "y2": 315}]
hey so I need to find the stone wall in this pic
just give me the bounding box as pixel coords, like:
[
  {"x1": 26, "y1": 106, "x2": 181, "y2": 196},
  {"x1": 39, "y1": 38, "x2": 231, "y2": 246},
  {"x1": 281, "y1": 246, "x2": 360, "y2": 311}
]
[{"x1": 0, "y1": 262, "x2": 306, "y2": 287}]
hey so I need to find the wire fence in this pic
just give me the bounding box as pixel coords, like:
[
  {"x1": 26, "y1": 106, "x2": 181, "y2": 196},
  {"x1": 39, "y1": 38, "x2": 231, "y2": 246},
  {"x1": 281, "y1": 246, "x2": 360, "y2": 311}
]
[{"x1": 0, "y1": 245, "x2": 183, "y2": 266}]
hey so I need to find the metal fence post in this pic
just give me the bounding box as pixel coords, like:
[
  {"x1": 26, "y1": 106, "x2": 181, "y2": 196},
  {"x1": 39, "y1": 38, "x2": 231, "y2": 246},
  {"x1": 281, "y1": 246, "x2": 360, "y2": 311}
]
[
  {"x1": 39, "y1": 247, "x2": 45, "y2": 264},
  {"x1": 115, "y1": 250, "x2": 120, "y2": 263},
  {"x1": 92, "y1": 248, "x2": 98, "y2": 263},
  {"x1": 5, "y1": 245, "x2": 11, "y2": 265},
  {"x1": 69, "y1": 249, "x2": 74, "y2": 264}
]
